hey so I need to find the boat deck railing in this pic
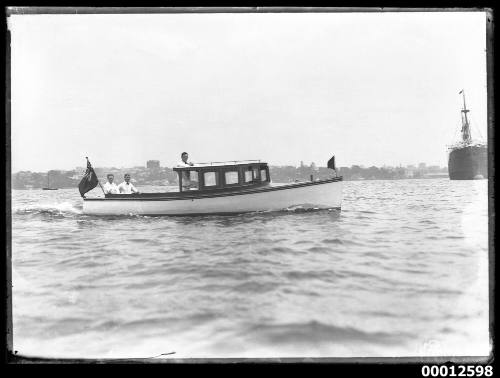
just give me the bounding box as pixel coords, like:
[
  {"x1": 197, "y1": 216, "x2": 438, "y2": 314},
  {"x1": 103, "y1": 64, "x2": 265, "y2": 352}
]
[
  {"x1": 447, "y1": 140, "x2": 487, "y2": 150},
  {"x1": 188, "y1": 159, "x2": 262, "y2": 167}
]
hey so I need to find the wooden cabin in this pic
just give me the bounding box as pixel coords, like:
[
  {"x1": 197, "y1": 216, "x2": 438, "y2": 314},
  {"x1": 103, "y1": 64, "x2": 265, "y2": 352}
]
[{"x1": 173, "y1": 160, "x2": 270, "y2": 193}]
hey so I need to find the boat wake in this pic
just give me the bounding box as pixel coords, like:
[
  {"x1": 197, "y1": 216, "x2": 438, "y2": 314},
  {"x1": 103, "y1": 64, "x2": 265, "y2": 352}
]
[
  {"x1": 80, "y1": 206, "x2": 342, "y2": 219},
  {"x1": 283, "y1": 204, "x2": 340, "y2": 212},
  {"x1": 12, "y1": 202, "x2": 340, "y2": 219},
  {"x1": 13, "y1": 202, "x2": 83, "y2": 217}
]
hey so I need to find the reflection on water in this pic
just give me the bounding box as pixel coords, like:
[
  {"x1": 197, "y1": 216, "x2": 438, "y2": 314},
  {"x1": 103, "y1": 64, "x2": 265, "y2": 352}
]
[{"x1": 11, "y1": 179, "x2": 490, "y2": 359}]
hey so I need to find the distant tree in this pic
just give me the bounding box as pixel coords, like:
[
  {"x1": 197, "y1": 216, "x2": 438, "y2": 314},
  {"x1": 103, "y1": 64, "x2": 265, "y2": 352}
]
[
  {"x1": 361, "y1": 166, "x2": 379, "y2": 179},
  {"x1": 351, "y1": 165, "x2": 362, "y2": 175},
  {"x1": 339, "y1": 167, "x2": 351, "y2": 180}
]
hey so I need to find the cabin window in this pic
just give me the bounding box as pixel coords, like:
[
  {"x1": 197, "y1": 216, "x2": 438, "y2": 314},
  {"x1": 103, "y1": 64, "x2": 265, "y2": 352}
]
[
  {"x1": 260, "y1": 169, "x2": 267, "y2": 181},
  {"x1": 225, "y1": 171, "x2": 239, "y2": 185},
  {"x1": 203, "y1": 171, "x2": 218, "y2": 187},
  {"x1": 253, "y1": 167, "x2": 259, "y2": 180},
  {"x1": 244, "y1": 167, "x2": 253, "y2": 183},
  {"x1": 181, "y1": 170, "x2": 199, "y2": 190}
]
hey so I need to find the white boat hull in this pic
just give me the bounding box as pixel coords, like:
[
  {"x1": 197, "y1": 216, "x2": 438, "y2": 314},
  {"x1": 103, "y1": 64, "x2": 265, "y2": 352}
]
[{"x1": 83, "y1": 180, "x2": 343, "y2": 216}]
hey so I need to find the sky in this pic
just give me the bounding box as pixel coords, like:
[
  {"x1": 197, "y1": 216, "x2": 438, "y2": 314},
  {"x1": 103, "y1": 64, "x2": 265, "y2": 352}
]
[{"x1": 8, "y1": 11, "x2": 488, "y2": 172}]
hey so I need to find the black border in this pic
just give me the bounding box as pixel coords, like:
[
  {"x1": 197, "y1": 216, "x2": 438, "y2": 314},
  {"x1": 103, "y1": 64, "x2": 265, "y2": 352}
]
[{"x1": 3, "y1": 6, "x2": 495, "y2": 369}]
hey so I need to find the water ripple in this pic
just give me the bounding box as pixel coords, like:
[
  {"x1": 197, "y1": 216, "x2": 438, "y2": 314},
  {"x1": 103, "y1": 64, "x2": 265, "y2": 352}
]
[{"x1": 11, "y1": 180, "x2": 489, "y2": 358}]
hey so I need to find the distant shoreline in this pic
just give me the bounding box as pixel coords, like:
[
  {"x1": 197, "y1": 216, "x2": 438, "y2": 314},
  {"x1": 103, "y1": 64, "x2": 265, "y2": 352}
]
[
  {"x1": 11, "y1": 164, "x2": 449, "y2": 190},
  {"x1": 12, "y1": 176, "x2": 452, "y2": 190}
]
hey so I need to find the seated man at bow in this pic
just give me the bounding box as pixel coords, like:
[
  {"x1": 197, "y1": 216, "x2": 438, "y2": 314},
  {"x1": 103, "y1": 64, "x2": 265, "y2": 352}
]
[
  {"x1": 118, "y1": 173, "x2": 140, "y2": 194},
  {"x1": 103, "y1": 173, "x2": 119, "y2": 194}
]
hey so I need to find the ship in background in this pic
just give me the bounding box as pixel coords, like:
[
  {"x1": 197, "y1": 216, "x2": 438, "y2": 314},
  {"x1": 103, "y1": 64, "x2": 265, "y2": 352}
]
[
  {"x1": 42, "y1": 171, "x2": 58, "y2": 190},
  {"x1": 448, "y1": 90, "x2": 487, "y2": 180}
]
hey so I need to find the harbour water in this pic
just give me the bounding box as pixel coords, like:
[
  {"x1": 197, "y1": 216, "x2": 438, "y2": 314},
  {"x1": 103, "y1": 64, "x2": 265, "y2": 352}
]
[{"x1": 10, "y1": 179, "x2": 490, "y2": 359}]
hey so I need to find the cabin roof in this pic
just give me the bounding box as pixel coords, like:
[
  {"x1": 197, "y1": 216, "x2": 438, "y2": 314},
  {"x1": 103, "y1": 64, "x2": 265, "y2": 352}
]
[{"x1": 173, "y1": 160, "x2": 267, "y2": 171}]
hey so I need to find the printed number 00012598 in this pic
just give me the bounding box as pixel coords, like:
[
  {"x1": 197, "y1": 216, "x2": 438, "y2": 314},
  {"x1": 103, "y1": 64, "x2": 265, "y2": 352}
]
[{"x1": 422, "y1": 366, "x2": 493, "y2": 377}]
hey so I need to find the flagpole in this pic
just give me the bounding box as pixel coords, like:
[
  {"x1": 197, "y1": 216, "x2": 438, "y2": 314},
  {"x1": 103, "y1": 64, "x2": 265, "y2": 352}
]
[
  {"x1": 97, "y1": 180, "x2": 106, "y2": 196},
  {"x1": 86, "y1": 157, "x2": 106, "y2": 196}
]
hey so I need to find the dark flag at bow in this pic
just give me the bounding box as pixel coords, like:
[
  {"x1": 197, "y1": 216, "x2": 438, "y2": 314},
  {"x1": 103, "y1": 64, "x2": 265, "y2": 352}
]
[
  {"x1": 78, "y1": 157, "x2": 99, "y2": 198},
  {"x1": 327, "y1": 155, "x2": 336, "y2": 170}
]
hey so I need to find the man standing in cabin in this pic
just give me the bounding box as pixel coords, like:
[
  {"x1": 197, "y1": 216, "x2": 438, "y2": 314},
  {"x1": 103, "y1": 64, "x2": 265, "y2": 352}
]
[
  {"x1": 176, "y1": 152, "x2": 195, "y2": 190},
  {"x1": 176, "y1": 152, "x2": 194, "y2": 167},
  {"x1": 103, "y1": 174, "x2": 119, "y2": 194},
  {"x1": 118, "y1": 173, "x2": 140, "y2": 194}
]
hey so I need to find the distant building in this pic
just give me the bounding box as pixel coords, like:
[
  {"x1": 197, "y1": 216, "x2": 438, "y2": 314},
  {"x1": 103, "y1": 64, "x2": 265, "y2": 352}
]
[
  {"x1": 147, "y1": 160, "x2": 160, "y2": 169},
  {"x1": 418, "y1": 163, "x2": 426, "y2": 170}
]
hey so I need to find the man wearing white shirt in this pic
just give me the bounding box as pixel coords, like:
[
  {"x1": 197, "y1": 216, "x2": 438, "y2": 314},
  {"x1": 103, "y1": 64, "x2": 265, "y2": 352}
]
[
  {"x1": 176, "y1": 152, "x2": 196, "y2": 190},
  {"x1": 118, "y1": 173, "x2": 139, "y2": 194},
  {"x1": 103, "y1": 174, "x2": 119, "y2": 194},
  {"x1": 176, "y1": 152, "x2": 194, "y2": 167}
]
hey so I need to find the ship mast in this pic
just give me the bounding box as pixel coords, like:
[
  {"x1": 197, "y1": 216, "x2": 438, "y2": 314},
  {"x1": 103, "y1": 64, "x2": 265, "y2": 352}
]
[{"x1": 460, "y1": 89, "x2": 472, "y2": 144}]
